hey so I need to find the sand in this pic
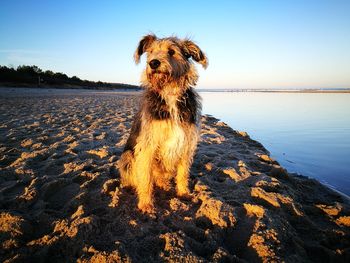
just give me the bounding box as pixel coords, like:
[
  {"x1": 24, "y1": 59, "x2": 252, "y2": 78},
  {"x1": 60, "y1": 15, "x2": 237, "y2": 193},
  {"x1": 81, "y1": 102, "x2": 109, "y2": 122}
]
[{"x1": 0, "y1": 88, "x2": 349, "y2": 262}]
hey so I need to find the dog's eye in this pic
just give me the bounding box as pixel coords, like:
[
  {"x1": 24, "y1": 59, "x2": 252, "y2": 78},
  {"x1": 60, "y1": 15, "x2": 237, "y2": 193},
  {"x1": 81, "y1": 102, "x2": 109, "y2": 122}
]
[
  {"x1": 183, "y1": 52, "x2": 191, "y2": 59},
  {"x1": 168, "y1": 49, "x2": 175, "y2": 56}
]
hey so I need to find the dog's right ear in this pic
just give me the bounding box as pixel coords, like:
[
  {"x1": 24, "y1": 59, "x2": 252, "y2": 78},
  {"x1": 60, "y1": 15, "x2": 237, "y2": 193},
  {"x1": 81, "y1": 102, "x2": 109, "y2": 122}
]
[
  {"x1": 182, "y1": 39, "x2": 208, "y2": 69},
  {"x1": 134, "y1": 34, "x2": 157, "y2": 64}
]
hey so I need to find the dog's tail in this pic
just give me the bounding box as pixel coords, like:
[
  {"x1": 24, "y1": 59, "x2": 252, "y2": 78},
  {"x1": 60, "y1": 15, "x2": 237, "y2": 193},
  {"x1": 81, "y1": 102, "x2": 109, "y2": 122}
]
[{"x1": 117, "y1": 150, "x2": 136, "y2": 188}]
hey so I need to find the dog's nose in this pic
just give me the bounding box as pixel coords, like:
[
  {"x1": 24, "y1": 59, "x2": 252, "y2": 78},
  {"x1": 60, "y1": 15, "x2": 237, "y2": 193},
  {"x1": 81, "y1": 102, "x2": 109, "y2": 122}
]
[{"x1": 149, "y1": 59, "x2": 160, "y2": 69}]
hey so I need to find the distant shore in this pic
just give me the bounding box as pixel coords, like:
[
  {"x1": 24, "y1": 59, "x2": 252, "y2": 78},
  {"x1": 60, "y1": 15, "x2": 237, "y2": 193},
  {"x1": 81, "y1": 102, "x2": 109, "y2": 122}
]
[
  {"x1": 0, "y1": 65, "x2": 141, "y2": 91},
  {"x1": 199, "y1": 88, "x2": 350, "y2": 93},
  {"x1": 2, "y1": 85, "x2": 350, "y2": 93}
]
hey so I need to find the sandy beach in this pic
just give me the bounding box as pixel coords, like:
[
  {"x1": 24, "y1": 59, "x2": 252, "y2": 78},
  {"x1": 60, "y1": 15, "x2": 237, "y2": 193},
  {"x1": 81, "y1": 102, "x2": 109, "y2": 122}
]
[{"x1": 0, "y1": 88, "x2": 349, "y2": 262}]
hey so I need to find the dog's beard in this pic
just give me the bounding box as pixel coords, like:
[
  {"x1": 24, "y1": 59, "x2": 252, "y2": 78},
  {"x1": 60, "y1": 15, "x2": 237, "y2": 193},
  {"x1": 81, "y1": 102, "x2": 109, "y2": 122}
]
[{"x1": 147, "y1": 71, "x2": 171, "y2": 92}]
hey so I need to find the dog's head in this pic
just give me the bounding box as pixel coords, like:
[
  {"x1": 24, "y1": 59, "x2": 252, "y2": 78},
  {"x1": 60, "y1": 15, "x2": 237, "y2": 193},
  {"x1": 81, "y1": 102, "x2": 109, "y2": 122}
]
[{"x1": 134, "y1": 34, "x2": 208, "y2": 91}]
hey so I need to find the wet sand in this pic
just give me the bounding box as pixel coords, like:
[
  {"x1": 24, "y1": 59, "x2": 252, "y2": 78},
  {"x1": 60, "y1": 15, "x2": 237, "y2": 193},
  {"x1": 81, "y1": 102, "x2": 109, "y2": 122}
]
[{"x1": 0, "y1": 88, "x2": 349, "y2": 262}]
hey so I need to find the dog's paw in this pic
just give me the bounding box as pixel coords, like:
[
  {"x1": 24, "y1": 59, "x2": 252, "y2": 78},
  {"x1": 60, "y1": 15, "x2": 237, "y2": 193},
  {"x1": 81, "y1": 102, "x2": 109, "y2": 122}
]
[{"x1": 138, "y1": 202, "x2": 156, "y2": 215}]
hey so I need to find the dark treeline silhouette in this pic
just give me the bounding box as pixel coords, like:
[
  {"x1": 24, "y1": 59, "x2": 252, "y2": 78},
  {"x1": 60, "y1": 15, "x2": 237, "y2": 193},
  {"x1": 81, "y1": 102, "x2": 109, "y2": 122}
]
[{"x1": 0, "y1": 65, "x2": 140, "y2": 90}]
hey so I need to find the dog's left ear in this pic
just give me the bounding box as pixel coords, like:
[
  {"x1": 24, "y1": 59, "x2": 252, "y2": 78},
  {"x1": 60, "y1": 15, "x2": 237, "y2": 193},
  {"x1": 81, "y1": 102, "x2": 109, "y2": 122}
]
[
  {"x1": 134, "y1": 34, "x2": 157, "y2": 64},
  {"x1": 182, "y1": 40, "x2": 208, "y2": 69}
]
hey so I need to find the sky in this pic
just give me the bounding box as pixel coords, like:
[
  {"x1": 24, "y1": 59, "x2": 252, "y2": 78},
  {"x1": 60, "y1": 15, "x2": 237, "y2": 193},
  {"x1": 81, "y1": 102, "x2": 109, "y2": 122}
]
[{"x1": 1, "y1": 0, "x2": 350, "y2": 89}]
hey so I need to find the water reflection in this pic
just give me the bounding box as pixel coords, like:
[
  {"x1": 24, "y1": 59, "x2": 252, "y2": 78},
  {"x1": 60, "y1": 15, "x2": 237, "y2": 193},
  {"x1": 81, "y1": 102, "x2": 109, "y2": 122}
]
[{"x1": 200, "y1": 92, "x2": 350, "y2": 195}]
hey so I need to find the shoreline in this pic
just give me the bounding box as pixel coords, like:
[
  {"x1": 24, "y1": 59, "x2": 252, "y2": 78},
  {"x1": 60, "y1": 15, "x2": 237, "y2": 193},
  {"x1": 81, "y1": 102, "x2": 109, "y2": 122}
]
[
  {"x1": 1, "y1": 88, "x2": 349, "y2": 262},
  {"x1": 321, "y1": 181, "x2": 350, "y2": 201},
  {"x1": 199, "y1": 89, "x2": 350, "y2": 93}
]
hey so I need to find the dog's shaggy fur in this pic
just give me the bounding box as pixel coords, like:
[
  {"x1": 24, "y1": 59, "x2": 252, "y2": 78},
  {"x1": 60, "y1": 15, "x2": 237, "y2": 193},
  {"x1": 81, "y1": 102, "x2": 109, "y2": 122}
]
[{"x1": 117, "y1": 34, "x2": 208, "y2": 214}]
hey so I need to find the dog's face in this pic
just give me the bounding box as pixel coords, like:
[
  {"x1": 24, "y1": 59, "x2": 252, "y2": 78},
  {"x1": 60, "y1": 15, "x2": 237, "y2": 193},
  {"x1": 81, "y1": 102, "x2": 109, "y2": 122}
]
[{"x1": 134, "y1": 35, "x2": 208, "y2": 91}]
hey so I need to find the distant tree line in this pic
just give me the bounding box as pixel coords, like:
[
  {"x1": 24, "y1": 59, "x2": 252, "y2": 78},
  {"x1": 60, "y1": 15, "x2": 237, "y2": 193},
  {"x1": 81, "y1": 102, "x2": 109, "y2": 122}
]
[{"x1": 0, "y1": 65, "x2": 140, "y2": 90}]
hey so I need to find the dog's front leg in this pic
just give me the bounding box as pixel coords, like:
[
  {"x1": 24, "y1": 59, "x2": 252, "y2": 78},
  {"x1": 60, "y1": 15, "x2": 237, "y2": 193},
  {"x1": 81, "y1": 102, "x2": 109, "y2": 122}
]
[
  {"x1": 176, "y1": 158, "x2": 191, "y2": 198},
  {"x1": 134, "y1": 147, "x2": 155, "y2": 214}
]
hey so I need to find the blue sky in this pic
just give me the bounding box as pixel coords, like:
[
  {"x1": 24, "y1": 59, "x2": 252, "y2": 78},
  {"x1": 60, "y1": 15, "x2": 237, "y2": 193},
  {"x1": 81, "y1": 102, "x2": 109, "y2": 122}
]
[{"x1": 1, "y1": 0, "x2": 350, "y2": 89}]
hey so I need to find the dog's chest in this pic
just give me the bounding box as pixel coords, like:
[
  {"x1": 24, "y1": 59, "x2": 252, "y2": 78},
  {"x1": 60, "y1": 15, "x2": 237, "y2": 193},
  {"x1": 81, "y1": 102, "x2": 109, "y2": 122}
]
[{"x1": 150, "y1": 120, "x2": 186, "y2": 156}]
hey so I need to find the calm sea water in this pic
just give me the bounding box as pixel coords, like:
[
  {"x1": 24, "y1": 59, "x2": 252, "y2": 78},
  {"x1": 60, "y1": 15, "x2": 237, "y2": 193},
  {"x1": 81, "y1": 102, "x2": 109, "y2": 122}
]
[{"x1": 200, "y1": 92, "x2": 350, "y2": 196}]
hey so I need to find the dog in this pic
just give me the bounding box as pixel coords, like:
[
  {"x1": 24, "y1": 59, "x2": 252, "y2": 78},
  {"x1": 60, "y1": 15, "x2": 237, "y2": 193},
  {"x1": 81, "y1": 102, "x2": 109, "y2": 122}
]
[{"x1": 117, "y1": 34, "x2": 208, "y2": 214}]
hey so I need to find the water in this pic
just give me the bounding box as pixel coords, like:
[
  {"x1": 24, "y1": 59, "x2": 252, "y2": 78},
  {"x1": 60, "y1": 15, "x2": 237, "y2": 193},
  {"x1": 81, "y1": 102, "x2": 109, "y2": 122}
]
[{"x1": 200, "y1": 91, "x2": 350, "y2": 196}]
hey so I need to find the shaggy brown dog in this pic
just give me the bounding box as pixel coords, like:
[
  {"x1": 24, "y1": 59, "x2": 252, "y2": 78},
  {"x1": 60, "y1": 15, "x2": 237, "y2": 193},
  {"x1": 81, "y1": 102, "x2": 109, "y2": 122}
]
[{"x1": 117, "y1": 34, "x2": 208, "y2": 214}]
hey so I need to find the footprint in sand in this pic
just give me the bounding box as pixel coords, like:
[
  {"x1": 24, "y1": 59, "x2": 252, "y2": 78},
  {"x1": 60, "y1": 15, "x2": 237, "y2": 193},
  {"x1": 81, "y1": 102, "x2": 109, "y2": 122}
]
[{"x1": 41, "y1": 179, "x2": 80, "y2": 210}]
